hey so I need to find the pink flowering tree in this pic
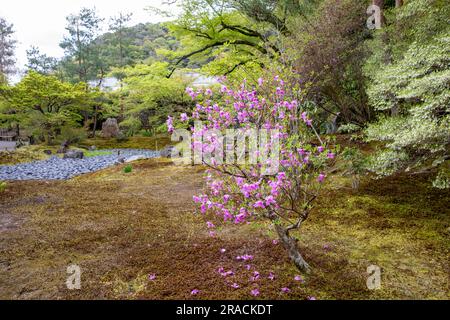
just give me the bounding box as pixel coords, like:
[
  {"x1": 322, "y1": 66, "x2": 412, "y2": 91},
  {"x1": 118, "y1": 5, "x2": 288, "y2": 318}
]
[{"x1": 169, "y1": 77, "x2": 336, "y2": 272}]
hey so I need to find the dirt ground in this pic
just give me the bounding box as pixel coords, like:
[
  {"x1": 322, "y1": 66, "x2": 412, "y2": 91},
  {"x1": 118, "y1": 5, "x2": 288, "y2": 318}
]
[{"x1": 0, "y1": 158, "x2": 449, "y2": 300}]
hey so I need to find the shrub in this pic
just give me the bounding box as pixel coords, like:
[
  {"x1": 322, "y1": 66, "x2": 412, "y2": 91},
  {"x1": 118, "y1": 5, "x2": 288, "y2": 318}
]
[
  {"x1": 171, "y1": 77, "x2": 337, "y2": 272},
  {"x1": 365, "y1": 34, "x2": 450, "y2": 186},
  {"x1": 0, "y1": 181, "x2": 7, "y2": 192},
  {"x1": 123, "y1": 165, "x2": 133, "y2": 173}
]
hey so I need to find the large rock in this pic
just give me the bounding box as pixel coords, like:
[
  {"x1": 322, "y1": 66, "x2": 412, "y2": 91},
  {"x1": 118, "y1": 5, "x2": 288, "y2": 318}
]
[
  {"x1": 160, "y1": 145, "x2": 180, "y2": 158},
  {"x1": 101, "y1": 118, "x2": 120, "y2": 138},
  {"x1": 57, "y1": 140, "x2": 69, "y2": 154},
  {"x1": 63, "y1": 150, "x2": 84, "y2": 159}
]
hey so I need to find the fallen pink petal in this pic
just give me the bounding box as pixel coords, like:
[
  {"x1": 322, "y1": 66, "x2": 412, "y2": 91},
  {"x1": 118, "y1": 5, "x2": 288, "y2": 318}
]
[{"x1": 191, "y1": 289, "x2": 200, "y2": 296}]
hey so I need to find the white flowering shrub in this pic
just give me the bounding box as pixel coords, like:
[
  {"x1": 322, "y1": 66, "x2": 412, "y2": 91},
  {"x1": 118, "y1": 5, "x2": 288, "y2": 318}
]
[{"x1": 365, "y1": 30, "x2": 449, "y2": 186}]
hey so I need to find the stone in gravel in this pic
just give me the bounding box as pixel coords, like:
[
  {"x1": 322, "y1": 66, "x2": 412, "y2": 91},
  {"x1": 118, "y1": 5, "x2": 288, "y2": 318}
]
[
  {"x1": 63, "y1": 150, "x2": 84, "y2": 159},
  {"x1": 43, "y1": 150, "x2": 52, "y2": 155},
  {"x1": 89, "y1": 145, "x2": 97, "y2": 151},
  {"x1": 160, "y1": 145, "x2": 177, "y2": 158},
  {"x1": 57, "y1": 140, "x2": 69, "y2": 154}
]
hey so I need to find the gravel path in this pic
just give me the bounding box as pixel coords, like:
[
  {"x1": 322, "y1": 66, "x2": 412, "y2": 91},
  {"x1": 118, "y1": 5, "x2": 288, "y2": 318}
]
[{"x1": 0, "y1": 149, "x2": 160, "y2": 181}]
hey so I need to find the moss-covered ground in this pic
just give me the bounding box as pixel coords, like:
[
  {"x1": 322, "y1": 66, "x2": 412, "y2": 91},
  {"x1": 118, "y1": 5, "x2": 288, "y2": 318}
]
[{"x1": 0, "y1": 154, "x2": 448, "y2": 299}]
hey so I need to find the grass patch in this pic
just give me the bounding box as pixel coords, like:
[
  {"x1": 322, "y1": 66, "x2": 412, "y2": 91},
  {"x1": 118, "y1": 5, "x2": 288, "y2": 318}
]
[
  {"x1": 84, "y1": 150, "x2": 113, "y2": 158},
  {"x1": 77, "y1": 135, "x2": 171, "y2": 151},
  {"x1": 123, "y1": 165, "x2": 133, "y2": 174}
]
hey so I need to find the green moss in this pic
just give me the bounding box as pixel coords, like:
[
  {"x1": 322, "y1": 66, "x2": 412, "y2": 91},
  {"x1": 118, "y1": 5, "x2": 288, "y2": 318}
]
[
  {"x1": 84, "y1": 150, "x2": 113, "y2": 158},
  {"x1": 77, "y1": 134, "x2": 171, "y2": 151}
]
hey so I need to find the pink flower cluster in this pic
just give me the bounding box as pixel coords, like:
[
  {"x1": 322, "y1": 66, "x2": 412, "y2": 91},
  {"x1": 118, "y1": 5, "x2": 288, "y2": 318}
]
[{"x1": 178, "y1": 78, "x2": 337, "y2": 226}]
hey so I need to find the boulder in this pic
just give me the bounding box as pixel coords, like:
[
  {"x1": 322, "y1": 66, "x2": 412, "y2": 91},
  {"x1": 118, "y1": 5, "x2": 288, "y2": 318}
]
[
  {"x1": 116, "y1": 156, "x2": 126, "y2": 164},
  {"x1": 101, "y1": 118, "x2": 120, "y2": 138},
  {"x1": 160, "y1": 145, "x2": 178, "y2": 158},
  {"x1": 63, "y1": 150, "x2": 84, "y2": 159},
  {"x1": 57, "y1": 140, "x2": 69, "y2": 154}
]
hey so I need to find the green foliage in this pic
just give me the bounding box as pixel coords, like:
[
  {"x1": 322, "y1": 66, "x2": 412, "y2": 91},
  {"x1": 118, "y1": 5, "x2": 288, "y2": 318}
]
[
  {"x1": 337, "y1": 124, "x2": 362, "y2": 134},
  {"x1": 26, "y1": 46, "x2": 58, "y2": 75},
  {"x1": 0, "y1": 71, "x2": 93, "y2": 144},
  {"x1": 0, "y1": 181, "x2": 6, "y2": 192},
  {"x1": 0, "y1": 17, "x2": 17, "y2": 81},
  {"x1": 288, "y1": 0, "x2": 371, "y2": 125},
  {"x1": 118, "y1": 62, "x2": 194, "y2": 133},
  {"x1": 123, "y1": 164, "x2": 133, "y2": 173},
  {"x1": 58, "y1": 126, "x2": 88, "y2": 144},
  {"x1": 165, "y1": 0, "x2": 305, "y2": 77},
  {"x1": 365, "y1": 0, "x2": 450, "y2": 187}
]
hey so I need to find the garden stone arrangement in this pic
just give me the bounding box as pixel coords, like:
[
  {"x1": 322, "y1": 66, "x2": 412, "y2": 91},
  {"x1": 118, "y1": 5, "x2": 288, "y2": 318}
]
[{"x1": 0, "y1": 149, "x2": 160, "y2": 181}]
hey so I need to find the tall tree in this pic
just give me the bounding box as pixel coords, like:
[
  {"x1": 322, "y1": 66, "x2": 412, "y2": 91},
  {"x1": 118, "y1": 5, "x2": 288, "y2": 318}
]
[
  {"x1": 108, "y1": 12, "x2": 133, "y2": 121},
  {"x1": 165, "y1": 0, "x2": 317, "y2": 77},
  {"x1": 0, "y1": 17, "x2": 16, "y2": 83},
  {"x1": 60, "y1": 7, "x2": 104, "y2": 83},
  {"x1": 108, "y1": 12, "x2": 133, "y2": 69},
  {"x1": 26, "y1": 46, "x2": 58, "y2": 75}
]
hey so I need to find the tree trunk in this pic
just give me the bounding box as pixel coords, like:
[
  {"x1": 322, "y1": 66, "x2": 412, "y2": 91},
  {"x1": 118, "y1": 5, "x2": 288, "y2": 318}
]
[
  {"x1": 395, "y1": 0, "x2": 403, "y2": 8},
  {"x1": 92, "y1": 105, "x2": 98, "y2": 138},
  {"x1": 275, "y1": 224, "x2": 311, "y2": 273},
  {"x1": 372, "y1": 0, "x2": 385, "y2": 26}
]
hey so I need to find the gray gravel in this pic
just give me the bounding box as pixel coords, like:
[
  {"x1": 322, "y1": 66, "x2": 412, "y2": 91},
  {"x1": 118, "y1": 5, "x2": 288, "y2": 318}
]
[{"x1": 0, "y1": 149, "x2": 160, "y2": 181}]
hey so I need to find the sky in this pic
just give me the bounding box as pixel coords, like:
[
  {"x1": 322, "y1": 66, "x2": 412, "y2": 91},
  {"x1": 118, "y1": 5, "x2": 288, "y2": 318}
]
[{"x1": 0, "y1": 0, "x2": 179, "y2": 79}]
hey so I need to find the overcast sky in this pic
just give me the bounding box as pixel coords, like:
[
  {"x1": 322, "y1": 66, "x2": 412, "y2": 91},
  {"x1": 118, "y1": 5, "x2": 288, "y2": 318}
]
[{"x1": 0, "y1": 0, "x2": 179, "y2": 75}]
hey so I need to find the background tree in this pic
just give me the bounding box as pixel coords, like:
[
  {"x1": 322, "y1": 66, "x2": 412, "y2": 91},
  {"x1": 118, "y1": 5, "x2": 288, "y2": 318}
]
[
  {"x1": 26, "y1": 46, "x2": 58, "y2": 75},
  {"x1": 364, "y1": 0, "x2": 450, "y2": 188},
  {"x1": 289, "y1": 0, "x2": 371, "y2": 127},
  {"x1": 1, "y1": 71, "x2": 92, "y2": 144},
  {"x1": 60, "y1": 7, "x2": 104, "y2": 84},
  {"x1": 119, "y1": 62, "x2": 193, "y2": 135},
  {"x1": 164, "y1": 0, "x2": 316, "y2": 77},
  {"x1": 0, "y1": 17, "x2": 16, "y2": 83}
]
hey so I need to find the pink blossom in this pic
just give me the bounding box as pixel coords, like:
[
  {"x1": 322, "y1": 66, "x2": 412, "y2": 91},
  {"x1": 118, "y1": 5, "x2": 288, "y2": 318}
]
[
  {"x1": 268, "y1": 272, "x2": 275, "y2": 280},
  {"x1": 294, "y1": 275, "x2": 304, "y2": 282},
  {"x1": 318, "y1": 173, "x2": 326, "y2": 183},
  {"x1": 191, "y1": 289, "x2": 200, "y2": 295},
  {"x1": 236, "y1": 254, "x2": 253, "y2": 261},
  {"x1": 206, "y1": 221, "x2": 215, "y2": 229},
  {"x1": 251, "y1": 271, "x2": 260, "y2": 281},
  {"x1": 281, "y1": 287, "x2": 291, "y2": 293},
  {"x1": 317, "y1": 146, "x2": 325, "y2": 153},
  {"x1": 258, "y1": 78, "x2": 264, "y2": 86},
  {"x1": 265, "y1": 196, "x2": 276, "y2": 206},
  {"x1": 327, "y1": 152, "x2": 335, "y2": 159},
  {"x1": 221, "y1": 270, "x2": 234, "y2": 277},
  {"x1": 250, "y1": 289, "x2": 260, "y2": 297},
  {"x1": 180, "y1": 113, "x2": 189, "y2": 122},
  {"x1": 253, "y1": 201, "x2": 265, "y2": 209},
  {"x1": 272, "y1": 239, "x2": 279, "y2": 245},
  {"x1": 166, "y1": 116, "x2": 174, "y2": 134}
]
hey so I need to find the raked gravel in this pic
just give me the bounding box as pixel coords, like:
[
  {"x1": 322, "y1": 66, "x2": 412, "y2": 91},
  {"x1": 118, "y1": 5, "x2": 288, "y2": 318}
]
[{"x1": 0, "y1": 149, "x2": 160, "y2": 181}]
